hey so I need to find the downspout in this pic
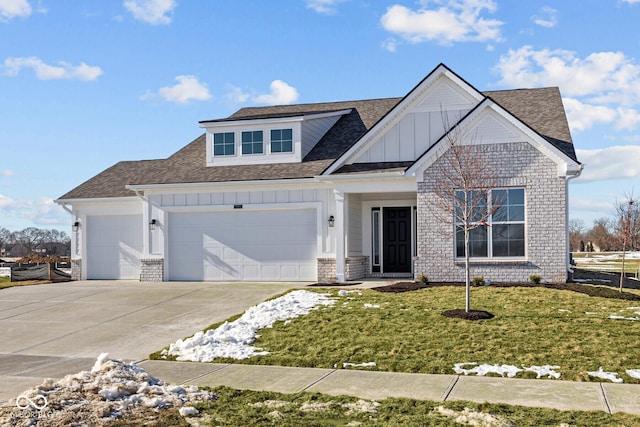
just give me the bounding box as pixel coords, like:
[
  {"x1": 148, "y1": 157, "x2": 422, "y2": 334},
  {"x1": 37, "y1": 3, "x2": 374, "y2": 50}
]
[{"x1": 565, "y1": 164, "x2": 584, "y2": 281}]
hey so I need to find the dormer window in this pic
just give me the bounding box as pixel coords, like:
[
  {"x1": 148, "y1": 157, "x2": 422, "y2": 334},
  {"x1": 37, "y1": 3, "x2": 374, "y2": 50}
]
[
  {"x1": 270, "y1": 129, "x2": 293, "y2": 153},
  {"x1": 242, "y1": 131, "x2": 264, "y2": 155},
  {"x1": 213, "y1": 132, "x2": 235, "y2": 156}
]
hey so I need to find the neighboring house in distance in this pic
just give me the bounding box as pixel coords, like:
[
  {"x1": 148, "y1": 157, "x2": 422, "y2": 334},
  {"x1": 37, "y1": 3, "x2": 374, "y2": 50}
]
[{"x1": 55, "y1": 64, "x2": 582, "y2": 284}]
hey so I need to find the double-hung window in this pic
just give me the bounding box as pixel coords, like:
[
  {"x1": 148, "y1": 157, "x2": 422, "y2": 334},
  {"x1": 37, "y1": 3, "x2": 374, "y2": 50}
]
[
  {"x1": 242, "y1": 131, "x2": 263, "y2": 155},
  {"x1": 213, "y1": 132, "x2": 235, "y2": 156},
  {"x1": 270, "y1": 129, "x2": 293, "y2": 153},
  {"x1": 455, "y1": 188, "x2": 525, "y2": 258}
]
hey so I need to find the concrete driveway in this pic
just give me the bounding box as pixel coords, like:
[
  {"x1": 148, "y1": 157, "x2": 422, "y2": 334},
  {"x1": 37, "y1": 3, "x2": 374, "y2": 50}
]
[{"x1": 0, "y1": 280, "x2": 298, "y2": 402}]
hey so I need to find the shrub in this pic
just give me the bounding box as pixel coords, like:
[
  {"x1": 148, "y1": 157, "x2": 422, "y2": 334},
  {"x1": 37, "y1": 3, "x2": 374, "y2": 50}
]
[
  {"x1": 530, "y1": 274, "x2": 542, "y2": 284},
  {"x1": 417, "y1": 274, "x2": 429, "y2": 284},
  {"x1": 472, "y1": 276, "x2": 485, "y2": 286}
]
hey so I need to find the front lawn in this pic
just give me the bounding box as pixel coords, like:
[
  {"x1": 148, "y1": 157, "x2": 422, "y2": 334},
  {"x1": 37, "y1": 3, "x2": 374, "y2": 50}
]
[
  {"x1": 154, "y1": 283, "x2": 640, "y2": 383},
  {"x1": 0, "y1": 276, "x2": 51, "y2": 289}
]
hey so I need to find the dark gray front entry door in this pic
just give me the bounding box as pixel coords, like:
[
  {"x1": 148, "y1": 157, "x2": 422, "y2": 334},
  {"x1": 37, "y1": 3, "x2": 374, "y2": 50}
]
[{"x1": 383, "y1": 207, "x2": 411, "y2": 273}]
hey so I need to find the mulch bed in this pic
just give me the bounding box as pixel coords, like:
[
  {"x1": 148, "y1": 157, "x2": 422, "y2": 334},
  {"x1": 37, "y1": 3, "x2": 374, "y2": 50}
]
[
  {"x1": 442, "y1": 309, "x2": 494, "y2": 321},
  {"x1": 370, "y1": 269, "x2": 640, "y2": 301}
]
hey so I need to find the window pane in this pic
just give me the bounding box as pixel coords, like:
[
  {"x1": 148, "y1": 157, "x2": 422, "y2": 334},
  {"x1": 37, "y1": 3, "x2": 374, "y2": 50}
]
[
  {"x1": 214, "y1": 145, "x2": 224, "y2": 156},
  {"x1": 456, "y1": 226, "x2": 487, "y2": 257},
  {"x1": 509, "y1": 205, "x2": 525, "y2": 222},
  {"x1": 271, "y1": 129, "x2": 281, "y2": 140},
  {"x1": 242, "y1": 132, "x2": 251, "y2": 143},
  {"x1": 493, "y1": 205, "x2": 508, "y2": 222},
  {"x1": 282, "y1": 128, "x2": 292, "y2": 139},
  {"x1": 214, "y1": 133, "x2": 223, "y2": 143},
  {"x1": 253, "y1": 143, "x2": 263, "y2": 154},
  {"x1": 282, "y1": 141, "x2": 292, "y2": 152},
  {"x1": 492, "y1": 224, "x2": 524, "y2": 257},
  {"x1": 509, "y1": 188, "x2": 525, "y2": 205}
]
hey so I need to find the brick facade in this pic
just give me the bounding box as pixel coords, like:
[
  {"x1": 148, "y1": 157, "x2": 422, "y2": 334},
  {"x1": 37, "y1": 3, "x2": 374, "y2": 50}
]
[
  {"x1": 414, "y1": 142, "x2": 568, "y2": 284},
  {"x1": 71, "y1": 259, "x2": 82, "y2": 281},
  {"x1": 140, "y1": 258, "x2": 164, "y2": 282},
  {"x1": 317, "y1": 256, "x2": 370, "y2": 283}
]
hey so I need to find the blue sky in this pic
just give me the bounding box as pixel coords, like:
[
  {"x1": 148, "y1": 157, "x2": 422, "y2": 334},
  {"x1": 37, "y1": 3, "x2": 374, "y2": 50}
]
[{"x1": 1, "y1": 0, "x2": 639, "y2": 232}]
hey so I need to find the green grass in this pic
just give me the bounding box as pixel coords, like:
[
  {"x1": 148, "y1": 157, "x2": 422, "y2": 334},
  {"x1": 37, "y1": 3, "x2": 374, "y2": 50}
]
[
  {"x1": 183, "y1": 385, "x2": 640, "y2": 426},
  {"x1": 154, "y1": 284, "x2": 640, "y2": 383},
  {"x1": 0, "y1": 276, "x2": 51, "y2": 290},
  {"x1": 574, "y1": 251, "x2": 640, "y2": 274}
]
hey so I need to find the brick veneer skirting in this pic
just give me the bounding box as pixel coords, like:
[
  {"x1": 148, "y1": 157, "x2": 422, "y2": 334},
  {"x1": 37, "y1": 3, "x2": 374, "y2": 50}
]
[
  {"x1": 71, "y1": 259, "x2": 82, "y2": 281},
  {"x1": 140, "y1": 258, "x2": 164, "y2": 282},
  {"x1": 317, "y1": 256, "x2": 370, "y2": 283}
]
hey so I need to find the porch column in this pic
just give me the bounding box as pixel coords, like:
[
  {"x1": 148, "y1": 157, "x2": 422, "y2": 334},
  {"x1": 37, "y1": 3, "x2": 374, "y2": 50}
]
[{"x1": 334, "y1": 189, "x2": 346, "y2": 282}]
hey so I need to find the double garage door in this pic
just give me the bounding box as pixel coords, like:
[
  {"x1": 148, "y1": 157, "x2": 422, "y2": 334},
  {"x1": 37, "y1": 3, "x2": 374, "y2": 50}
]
[{"x1": 168, "y1": 209, "x2": 318, "y2": 281}]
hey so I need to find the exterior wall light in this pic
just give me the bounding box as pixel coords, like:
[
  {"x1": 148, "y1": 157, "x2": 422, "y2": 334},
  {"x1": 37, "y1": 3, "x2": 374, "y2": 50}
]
[
  {"x1": 72, "y1": 221, "x2": 80, "y2": 232},
  {"x1": 149, "y1": 219, "x2": 157, "y2": 231},
  {"x1": 328, "y1": 215, "x2": 335, "y2": 227}
]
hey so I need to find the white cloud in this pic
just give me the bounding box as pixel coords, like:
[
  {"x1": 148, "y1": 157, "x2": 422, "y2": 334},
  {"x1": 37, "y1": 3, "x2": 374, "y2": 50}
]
[
  {"x1": 380, "y1": 0, "x2": 503, "y2": 46},
  {"x1": 123, "y1": 0, "x2": 176, "y2": 25},
  {"x1": 0, "y1": 0, "x2": 31, "y2": 21},
  {"x1": 575, "y1": 146, "x2": 640, "y2": 182},
  {"x1": 622, "y1": 0, "x2": 640, "y2": 4},
  {"x1": 225, "y1": 85, "x2": 250, "y2": 103},
  {"x1": 532, "y1": 6, "x2": 557, "y2": 28},
  {"x1": 0, "y1": 170, "x2": 15, "y2": 176},
  {"x1": 381, "y1": 37, "x2": 398, "y2": 52},
  {"x1": 150, "y1": 75, "x2": 212, "y2": 104},
  {"x1": 252, "y1": 80, "x2": 299, "y2": 105},
  {"x1": 0, "y1": 195, "x2": 68, "y2": 227},
  {"x1": 494, "y1": 46, "x2": 640, "y2": 131},
  {"x1": 495, "y1": 46, "x2": 640, "y2": 100},
  {"x1": 305, "y1": 0, "x2": 346, "y2": 15},
  {"x1": 3, "y1": 56, "x2": 102, "y2": 80},
  {"x1": 562, "y1": 98, "x2": 616, "y2": 132}
]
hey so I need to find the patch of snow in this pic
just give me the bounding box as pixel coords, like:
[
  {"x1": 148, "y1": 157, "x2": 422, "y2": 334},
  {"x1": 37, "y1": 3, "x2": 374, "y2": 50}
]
[
  {"x1": 338, "y1": 290, "x2": 362, "y2": 296},
  {"x1": 179, "y1": 406, "x2": 199, "y2": 416},
  {"x1": 363, "y1": 303, "x2": 380, "y2": 308},
  {"x1": 433, "y1": 405, "x2": 510, "y2": 426},
  {"x1": 343, "y1": 362, "x2": 377, "y2": 368},
  {"x1": 587, "y1": 367, "x2": 623, "y2": 383},
  {"x1": 164, "y1": 290, "x2": 335, "y2": 362},
  {"x1": 608, "y1": 315, "x2": 640, "y2": 321},
  {"x1": 626, "y1": 369, "x2": 640, "y2": 379},
  {"x1": 523, "y1": 365, "x2": 561, "y2": 379},
  {"x1": 453, "y1": 363, "x2": 522, "y2": 378},
  {"x1": 0, "y1": 354, "x2": 215, "y2": 426},
  {"x1": 558, "y1": 309, "x2": 572, "y2": 313},
  {"x1": 343, "y1": 399, "x2": 380, "y2": 414},
  {"x1": 585, "y1": 312, "x2": 598, "y2": 315}
]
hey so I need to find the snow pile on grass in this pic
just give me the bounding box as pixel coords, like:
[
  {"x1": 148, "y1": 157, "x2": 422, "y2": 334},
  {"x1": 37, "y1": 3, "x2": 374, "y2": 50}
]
[
  {"x1": 626, "y1": 369, "x2": 640, "y2": 379},
  {"x1": 432, "y1": 405, "x2": 514, "y2": 426},
  {"x1": 608, "y1": 315, "x2": 640, "y2": 321},
  {"x1": 342, "y1": 362, "x2": 377, "y2": 368},
  {"x1": 0, "y1": 353, "x2": 215, "y2": 427},
  {"x1": 164, "y1": 290, "x2": 335, "y2": 362},
  {"x1": 453, "y1": 363, "x2": 561, "y2": 379},
  {"x1": 587, "y1": 367, "x2": 624, "y2": 383}
]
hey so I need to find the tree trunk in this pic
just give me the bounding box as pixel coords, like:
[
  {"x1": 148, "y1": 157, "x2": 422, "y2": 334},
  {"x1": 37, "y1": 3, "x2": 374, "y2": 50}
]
[{"x1": 465, "y1": 227, "x2": 471, "y2": 313}]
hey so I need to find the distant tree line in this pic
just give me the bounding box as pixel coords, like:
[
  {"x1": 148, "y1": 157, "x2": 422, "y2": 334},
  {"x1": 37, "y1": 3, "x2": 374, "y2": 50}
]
[
  {"x1": 0, "y1": 227, "x2": 71, "y2": 258},
  {"x1": 570, "y1": 194, "x2": 640, "y2": 252}
]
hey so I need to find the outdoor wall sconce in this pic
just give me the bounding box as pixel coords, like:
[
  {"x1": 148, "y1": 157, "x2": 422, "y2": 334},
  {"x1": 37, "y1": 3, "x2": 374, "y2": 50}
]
[
  {"x1": 72, "y1": 221, "x2": 80, "y2": 232},
  {"x1": 328, "y1": 215, "x2": 335, "y2": 227},
  {"x1": 149, "y1": 219, "x2": 157, "y2": 231}
]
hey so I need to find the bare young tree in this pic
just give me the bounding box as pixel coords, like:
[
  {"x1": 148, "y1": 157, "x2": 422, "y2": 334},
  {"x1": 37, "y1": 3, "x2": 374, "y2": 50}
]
[
  {"x1": 429, "y1": 124, "x2": 503, "y2": 313},
  {"x1": 569, "y1": 218, "x2": 586, "y2": 252},
  {"x1": 614, "y1": 192, "x2": 639, "y2": 292}
]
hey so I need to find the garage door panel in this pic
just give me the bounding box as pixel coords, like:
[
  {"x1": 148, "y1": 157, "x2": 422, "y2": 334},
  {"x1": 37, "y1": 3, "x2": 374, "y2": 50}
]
[
  {"x1": 168, "y1": 209, "x2": 317, "y2": 281},
  {"x1": 86, "y1": 215, "x2": 142, "y2": 280}
]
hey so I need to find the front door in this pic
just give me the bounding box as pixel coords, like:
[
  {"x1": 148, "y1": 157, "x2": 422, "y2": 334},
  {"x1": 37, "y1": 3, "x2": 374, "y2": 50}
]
[{"x1": 383, "y1": 207, "x2": 412, "y2": 273}]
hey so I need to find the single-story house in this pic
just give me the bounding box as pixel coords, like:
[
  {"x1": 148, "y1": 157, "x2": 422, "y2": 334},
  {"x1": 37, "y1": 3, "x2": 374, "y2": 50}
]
[{"x1": 56, "y1": 64, "x2": 582, "y2": 283}]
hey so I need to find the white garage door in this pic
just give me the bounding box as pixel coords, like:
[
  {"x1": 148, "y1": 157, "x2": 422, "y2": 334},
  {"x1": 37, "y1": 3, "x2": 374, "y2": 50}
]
[
  {"x1": 86, "y1": 215, "x2": 143, "y2": 280},
  {"x1": 168, "y1": 209, "x2": 317, "y2": 281}
]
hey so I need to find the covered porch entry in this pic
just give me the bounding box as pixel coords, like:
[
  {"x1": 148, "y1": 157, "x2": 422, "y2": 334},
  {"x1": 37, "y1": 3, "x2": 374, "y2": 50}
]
[{"x1": 332, "y1": 191, "x2": 417, "y2": 282}]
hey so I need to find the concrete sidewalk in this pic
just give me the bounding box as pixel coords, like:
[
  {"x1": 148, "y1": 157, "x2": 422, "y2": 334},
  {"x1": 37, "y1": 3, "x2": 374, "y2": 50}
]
[{"x1": 137, "y1": 360, "x2": 640, "y2": 416}]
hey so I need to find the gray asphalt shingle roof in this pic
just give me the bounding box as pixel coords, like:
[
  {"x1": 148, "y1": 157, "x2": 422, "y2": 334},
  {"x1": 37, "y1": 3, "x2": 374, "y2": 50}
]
[{"x1": 58, "y1": 86, "x2": 576, "y2": 200}]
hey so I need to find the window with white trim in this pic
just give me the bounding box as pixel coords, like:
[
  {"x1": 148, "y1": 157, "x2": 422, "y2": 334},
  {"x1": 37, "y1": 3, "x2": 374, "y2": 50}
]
[
  {"x1": 455, "y1": 188, "x2": 525, "y2": 258},
  {"x1": 270, "y1": 128, "x2": 293, "y2": 153},
  {"x1": 213, "y1": 132, "x2": 235, "y2": 156},
  {"x1": 242, "y1": 131, "x2": 263, "y2": 155}
]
